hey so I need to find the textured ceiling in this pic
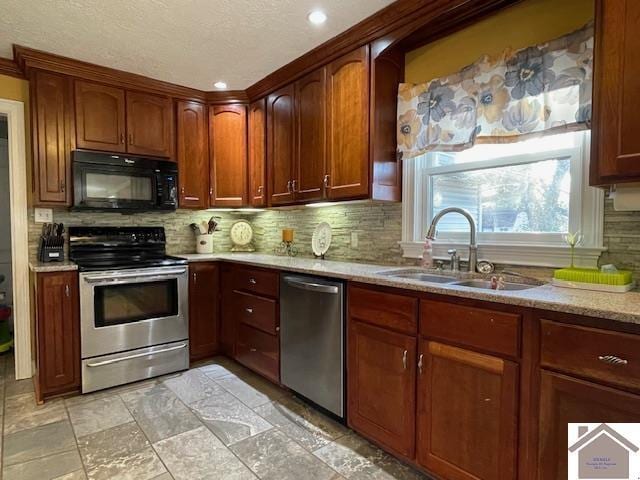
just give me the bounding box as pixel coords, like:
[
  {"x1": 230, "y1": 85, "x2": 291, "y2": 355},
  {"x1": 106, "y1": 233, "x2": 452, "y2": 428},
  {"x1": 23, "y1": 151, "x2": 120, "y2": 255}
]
[{"x1": 0, "y1": 0, "x2": 395, "y2": 90}]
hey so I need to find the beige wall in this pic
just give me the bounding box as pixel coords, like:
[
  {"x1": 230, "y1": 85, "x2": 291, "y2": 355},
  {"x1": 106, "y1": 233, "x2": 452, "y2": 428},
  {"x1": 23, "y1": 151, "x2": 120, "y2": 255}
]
[{"x1": 405, "y1": 0, "x2": 594, "y2": 84}]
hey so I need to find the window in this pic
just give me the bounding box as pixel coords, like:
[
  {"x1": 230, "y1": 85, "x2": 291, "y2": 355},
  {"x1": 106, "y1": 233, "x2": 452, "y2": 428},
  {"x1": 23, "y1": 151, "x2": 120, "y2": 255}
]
[{"x1": 401, "y1": 131, "x2": 605, "y2": 267}]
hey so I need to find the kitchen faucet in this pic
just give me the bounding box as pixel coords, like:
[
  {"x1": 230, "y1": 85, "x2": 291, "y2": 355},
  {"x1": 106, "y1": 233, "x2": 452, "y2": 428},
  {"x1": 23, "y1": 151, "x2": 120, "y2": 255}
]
[{"x1": 426, "y1": 207, "x2": 478, "y2": 273}]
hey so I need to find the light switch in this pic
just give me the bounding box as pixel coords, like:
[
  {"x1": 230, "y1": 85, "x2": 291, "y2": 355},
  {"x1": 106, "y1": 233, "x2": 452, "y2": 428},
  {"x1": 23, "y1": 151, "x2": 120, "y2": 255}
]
[
  {"x1": 351, "y1": 232, "x2": 359, "y2": 249},
  {"x1": 34, "y1": 208, "x2": 53, "y2": 224}
]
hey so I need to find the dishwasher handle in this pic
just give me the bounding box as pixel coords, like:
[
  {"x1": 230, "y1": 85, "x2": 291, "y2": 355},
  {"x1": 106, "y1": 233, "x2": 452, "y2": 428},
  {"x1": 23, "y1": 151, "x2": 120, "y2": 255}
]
[{"x1": 283, "y1": 277, "x2": 340, "y2": 294}]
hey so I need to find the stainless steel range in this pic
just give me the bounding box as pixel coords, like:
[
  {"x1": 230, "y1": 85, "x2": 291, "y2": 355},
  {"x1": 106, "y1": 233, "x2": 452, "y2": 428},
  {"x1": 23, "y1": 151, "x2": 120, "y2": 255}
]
[{"x1": 69, "y1": 226, "x2": 189, "y2": 393}]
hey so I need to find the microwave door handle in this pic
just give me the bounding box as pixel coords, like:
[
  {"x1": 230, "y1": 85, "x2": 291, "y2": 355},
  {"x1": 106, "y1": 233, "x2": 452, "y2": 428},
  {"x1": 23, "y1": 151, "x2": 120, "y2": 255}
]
[{"x1": 83, "y1": 268, "x2": 187, "y2": 283}]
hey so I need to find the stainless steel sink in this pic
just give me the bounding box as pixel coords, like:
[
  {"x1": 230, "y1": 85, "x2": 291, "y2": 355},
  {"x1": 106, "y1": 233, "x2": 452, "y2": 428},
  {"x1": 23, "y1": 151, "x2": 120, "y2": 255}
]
[
  {"x1": 451, "y1": 279, "x2": 538, "y2": 291},
  {"x1": 377, "y1": 270, "x2": 456, "y2": 284}
]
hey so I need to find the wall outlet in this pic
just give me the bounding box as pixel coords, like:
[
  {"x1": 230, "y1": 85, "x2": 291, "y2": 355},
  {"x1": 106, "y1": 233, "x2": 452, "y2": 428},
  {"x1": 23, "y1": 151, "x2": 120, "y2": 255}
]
[
  {"x1": 34, "y1": 208, "x2": 53, "y2": 224},
  {"x1": 351, "y1": 232, "x2": 359, "y2": 249}
]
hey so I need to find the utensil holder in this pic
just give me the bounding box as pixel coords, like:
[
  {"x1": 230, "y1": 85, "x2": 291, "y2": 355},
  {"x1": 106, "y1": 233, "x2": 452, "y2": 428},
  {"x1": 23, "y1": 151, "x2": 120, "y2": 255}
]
[{"x1": 196, "y1": 234, "x2": 214, "y2": 254}]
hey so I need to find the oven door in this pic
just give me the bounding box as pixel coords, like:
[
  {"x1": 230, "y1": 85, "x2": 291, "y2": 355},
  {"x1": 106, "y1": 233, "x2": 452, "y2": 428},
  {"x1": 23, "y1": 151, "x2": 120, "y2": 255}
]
[
  {"x1": 74, "y1": 162, "x2": 158, "y2": 211},
  {"x1": 79, "y1": 267, "x2": 189, "y2": 358}
]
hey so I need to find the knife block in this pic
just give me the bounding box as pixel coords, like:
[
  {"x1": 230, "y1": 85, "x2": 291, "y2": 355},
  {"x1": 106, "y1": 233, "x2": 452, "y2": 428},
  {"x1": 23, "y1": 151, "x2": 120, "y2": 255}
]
[{"x1": 38, "y1": 236, "x2": 65, "y2": 263}]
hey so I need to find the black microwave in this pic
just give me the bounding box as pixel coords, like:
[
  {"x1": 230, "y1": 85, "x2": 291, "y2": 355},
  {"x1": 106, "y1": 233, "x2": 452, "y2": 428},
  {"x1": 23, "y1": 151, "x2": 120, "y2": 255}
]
[{"x1": 73, "y1": 151, "x2": 178, "y2": 212}]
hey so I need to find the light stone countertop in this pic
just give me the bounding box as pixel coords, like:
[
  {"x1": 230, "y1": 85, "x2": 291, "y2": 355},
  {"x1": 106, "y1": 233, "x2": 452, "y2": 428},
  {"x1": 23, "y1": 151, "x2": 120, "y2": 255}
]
[
  {"x1": 179, "y1": 253, "x2": 640, "y2": 326},
  {"x1": 27, "y1": 253, "x2": 640, "y2": 325},
  {"x1": 29, "y1": 260, "x2": 79, "y2": 273}
]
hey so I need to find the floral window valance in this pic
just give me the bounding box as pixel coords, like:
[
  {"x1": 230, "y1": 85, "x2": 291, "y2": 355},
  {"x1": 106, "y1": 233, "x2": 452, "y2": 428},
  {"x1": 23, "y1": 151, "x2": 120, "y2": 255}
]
[{"x1": 397, "y1": 22, "x2": 594, "y2": 160}]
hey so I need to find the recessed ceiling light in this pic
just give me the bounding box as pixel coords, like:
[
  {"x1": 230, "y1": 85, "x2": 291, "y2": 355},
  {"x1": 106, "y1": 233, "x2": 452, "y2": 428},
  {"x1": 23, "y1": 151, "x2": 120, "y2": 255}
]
[
  {"x1": 214, "y1": 81, "x2": 227, "y2": 90},
  {"x1": 308, "y1": 10, "x2": 327, "y2": 25}
]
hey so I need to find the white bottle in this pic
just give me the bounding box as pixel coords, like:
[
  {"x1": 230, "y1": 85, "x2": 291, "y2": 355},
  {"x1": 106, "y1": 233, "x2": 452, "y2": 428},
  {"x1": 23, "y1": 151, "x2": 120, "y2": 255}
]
[{"x1": 421, "y1": 238, "x2": 433, "y2": 268}]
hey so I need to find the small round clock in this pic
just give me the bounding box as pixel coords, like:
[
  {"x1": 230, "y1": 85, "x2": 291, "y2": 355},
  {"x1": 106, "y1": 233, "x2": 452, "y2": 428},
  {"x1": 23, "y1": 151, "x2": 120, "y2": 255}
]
[{"x1": 230, "y1": 220, "x2": 255, "y2": 252}]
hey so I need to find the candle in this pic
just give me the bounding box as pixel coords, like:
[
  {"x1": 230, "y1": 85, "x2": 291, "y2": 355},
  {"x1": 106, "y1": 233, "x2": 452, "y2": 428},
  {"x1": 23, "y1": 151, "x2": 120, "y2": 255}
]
[{"x1": 282, "y1": 228, "x2": 294, "y2": 243}]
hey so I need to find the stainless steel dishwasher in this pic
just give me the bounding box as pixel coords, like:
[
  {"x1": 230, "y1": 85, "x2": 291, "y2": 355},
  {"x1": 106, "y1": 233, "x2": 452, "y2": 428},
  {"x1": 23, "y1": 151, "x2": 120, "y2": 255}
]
[{"x1": 280, "y1": 274, "x2": 345, "y2": 419}]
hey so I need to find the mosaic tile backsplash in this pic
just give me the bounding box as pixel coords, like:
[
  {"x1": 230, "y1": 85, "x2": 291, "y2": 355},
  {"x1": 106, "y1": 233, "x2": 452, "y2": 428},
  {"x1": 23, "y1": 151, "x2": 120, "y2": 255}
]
[{"x1": 28, "y1": 196, "x2": 640, "y2": 278}]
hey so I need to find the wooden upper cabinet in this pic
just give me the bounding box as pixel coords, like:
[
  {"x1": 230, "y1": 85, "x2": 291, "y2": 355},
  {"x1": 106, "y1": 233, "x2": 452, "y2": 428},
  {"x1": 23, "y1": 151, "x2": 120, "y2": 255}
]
[
  {"x1": 538, "y1": 371, "x2": 640, "y2": 480},
  {"x1": 591, "y1": 0, "x2": 640, "y2": 184},
  {"x1": 126, "y1": 91, "x2": 173, "y2": 158},
  {"x1": 417, "y1": 341, "x2": 518, "y2": 480},
  {"x1": 209, "y1": 105, "x2": 248, "y2": 207},
  {"x1": 248, "y1": 99, "x2": 267, "y2": 207},
  {"x1": 295, "y1": 68, "x2": 326, "y2": 202},
  {"x1": 75, "y1": 80, "x2": 126, "y2": 153},
  {"x1": 267, "y1": 84, "x2": 296, "y2": 205},
  {"x1": 31, "y1": 70, "x2": 73, "y2": 206},
  {"x1": 176, "y1": 101, "x2": 209, "y2": 209},
  {"x1": 35, "y1": 271, "x2": 80, "y2": 399},
  {"x1": 189, "y1": 262, "x2": 220, "y2": 362},
  {"x1": 326, "y1": 46, "x2": 370, "y2": 200},
  {"x1": 348, "y1": 320, "x2": 416, "y2": 460}
]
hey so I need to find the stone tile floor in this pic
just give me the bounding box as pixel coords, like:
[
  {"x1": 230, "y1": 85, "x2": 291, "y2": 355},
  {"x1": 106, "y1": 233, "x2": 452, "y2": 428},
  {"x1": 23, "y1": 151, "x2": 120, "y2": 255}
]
[{"x1": 0, "y1": 353, "x2": 430, "y2": 480}]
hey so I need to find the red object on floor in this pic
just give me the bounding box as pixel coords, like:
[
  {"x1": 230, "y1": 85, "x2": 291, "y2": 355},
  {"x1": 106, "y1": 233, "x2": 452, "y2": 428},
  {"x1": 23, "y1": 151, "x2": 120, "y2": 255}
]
[{"x1": 0, "y1": 306, "x2": 11, "y2": 321}]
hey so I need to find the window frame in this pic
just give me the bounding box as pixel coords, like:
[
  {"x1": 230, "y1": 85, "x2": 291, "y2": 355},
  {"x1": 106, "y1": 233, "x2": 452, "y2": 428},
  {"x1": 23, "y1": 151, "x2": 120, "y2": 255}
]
[{"x1": 400, "y1": 131, "x2": 606, "y2": 267}]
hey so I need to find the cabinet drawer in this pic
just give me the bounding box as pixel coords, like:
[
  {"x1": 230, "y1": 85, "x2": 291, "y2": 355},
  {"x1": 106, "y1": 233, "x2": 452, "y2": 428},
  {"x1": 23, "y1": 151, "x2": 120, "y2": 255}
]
[
  {"x1": 420, "y1": 300, "x2": 520, "y2": 358},
  {"x1": 235, "y1": 324, "x2": 279, "y2": 383},
  {"x1": 349, "y1": 285, "x2": 418, "y2": 335},
  {"x1": 541, "y1": 320, "x2": 640, "y2": 391},
  {"x1": 233, "y1": 290, "x2": 278, "y2": 335},
  {"x1": 231, "y1": 266, "x2": 279, "y2": 298}
]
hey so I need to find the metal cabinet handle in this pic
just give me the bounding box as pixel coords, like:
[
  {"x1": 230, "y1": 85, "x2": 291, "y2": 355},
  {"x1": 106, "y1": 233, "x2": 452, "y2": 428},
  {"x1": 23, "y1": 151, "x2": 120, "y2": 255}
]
[
  {"x1": 128, "y1": 133, "x2": 133, "y2": 145},
  {"x1": 257, "y1": 186, "x2": 264, "y2": 195},
  {"x1": 418, "y1": 353, "x2": 424, "y2": 374},
  {"x1": 292, "y1": 179, "x2": 298, "y2": 192},
  {"x1": 323, "y1": 174, "x2": 330, "y2": 188},
  {"x1": 250, "y1": 348, "x2": 257, "y2": 352},
  {"x1": 209, "y1": 188, "x2": 214, "y2": 198},
  {"x1": 60, "y1": 181, "x2": 65, "y2": 193},
  {"x1": 193, "y1": 272, "x2": 197, "y2": 284},
  {"x1": 65, "y1": 284, "x2": 70, "y2": 297},
  {"x1": 120, "y1": 133, "x2": 125, "y2": 144},
  {"x1": 286, "y1": 180, "x2": 292, "y2": 193},
  {"x1": 249, "y1": 278, "x2": 257, "y2": 285},
  {"x1": 598, "y1": 355, "x2": 628, "y2": 366},
  {"x1": 402, "y1": 350, "x2": 408, "y2": 370},
  {"x1": 180, "y1": 187, "x2": 185, "y2": 195},
  {"x1": 184, "y1": 196, "x2": 200, "y2": 201},
  {"x1": 245, "y1": 307, "x2": 253, "y2": 314}
]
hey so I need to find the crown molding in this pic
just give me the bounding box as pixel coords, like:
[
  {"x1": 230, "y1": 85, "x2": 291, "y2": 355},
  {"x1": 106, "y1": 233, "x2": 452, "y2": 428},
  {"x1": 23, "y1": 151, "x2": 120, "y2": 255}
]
[
  {"x1": 14, "y1": 45, "x2": 208, "y2": 101},
  {"x1": 206, "y1": 90, "x2": 250, "y2": 104},
  {"x1": 0, "y1": 57, "x2": 23, "y2": 79},
  {"x1": 245, "y1": 0, "x2": 519, "y2": 100}
]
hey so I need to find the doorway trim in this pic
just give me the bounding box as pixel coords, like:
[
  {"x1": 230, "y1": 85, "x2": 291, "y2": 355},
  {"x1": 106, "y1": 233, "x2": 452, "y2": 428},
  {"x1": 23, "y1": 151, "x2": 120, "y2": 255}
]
[{"x1": 1, "y1": 99, "x2": 31, "y2": 380}]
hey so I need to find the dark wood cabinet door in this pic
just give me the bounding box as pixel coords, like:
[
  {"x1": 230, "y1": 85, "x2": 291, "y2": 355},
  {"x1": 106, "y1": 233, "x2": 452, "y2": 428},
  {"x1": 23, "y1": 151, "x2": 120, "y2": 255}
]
[
  {"x1": 538, "y1": 371, "x2": 640, "y2": 480},
  {"x1": 417, "y1": 340, "x2": 518, "y2": 480},
  {"x1": 126, "y1": 91, "x2": 174, "y2": 158},
  {"x1": 590, "y1": 0, "x2": 640, "y2": 185},
  {"x1": 248, "y1": 99, "x2": 267, "y2": 207},
  {"x1": 267, "y1": 84, "x2": 296, "y2": 205},
  {"x1": 188, "y1": 263, "x2": 219, "y2": 362},
  {"x1": 31, "y1": 70, "x2": 73, "y2": 206},
  {"x1": 36, "y1": 271, "x2": 80, "y2": 398},
  {"x1": 74, "y1": 80, "x2": 126, "y2": 152},
  {"x1": 348, "y1": 320, "x2": 416, "y2": 460},
  {"x1": 176, "y1": 101, "x2": 209, "y2": 209},
  {"x1": 295, "y1": 68, "x2": 326, "y2": 202},
  {"x1": 326, "y1": 46, "x2": 370, "y2": 200},
  {"x1": 209, "y1": 105, "x2": 247, "y2": 207}
]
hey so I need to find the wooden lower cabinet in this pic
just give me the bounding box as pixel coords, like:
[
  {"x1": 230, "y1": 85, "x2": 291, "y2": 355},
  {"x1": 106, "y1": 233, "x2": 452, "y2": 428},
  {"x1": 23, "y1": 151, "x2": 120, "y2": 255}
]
[
  {"x1": 348, "y1": 320, "x2": 416, "y2": 459},
  {"x1": 34, "y1": 271, "x2": 80, "y2": 402},
  {"x1": 417, "y1": 340, "x2": 518, "y2": 480},
  {"x1": 538, "y1": 371, "x2": 640, "y2": 480},
  {"x1": 188, "y1": 262, "x2": 219, "y2": 362}
]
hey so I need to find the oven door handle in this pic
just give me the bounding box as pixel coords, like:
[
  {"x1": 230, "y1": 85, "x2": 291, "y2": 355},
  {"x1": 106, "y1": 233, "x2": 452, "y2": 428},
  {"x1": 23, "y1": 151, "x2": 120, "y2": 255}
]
[
  {"x1": 86, "y1": 343, "x2": 188, "y2": 368},
  {"x1": 83, "y1": 268, "x2": 187, "y2": 283}
]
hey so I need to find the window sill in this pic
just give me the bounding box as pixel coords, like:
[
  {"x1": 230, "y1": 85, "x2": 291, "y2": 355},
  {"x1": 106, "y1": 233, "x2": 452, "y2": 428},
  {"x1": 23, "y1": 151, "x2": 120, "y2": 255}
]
[{"x1": 399, "y1": 241, "x2": 607, "y2": 268}]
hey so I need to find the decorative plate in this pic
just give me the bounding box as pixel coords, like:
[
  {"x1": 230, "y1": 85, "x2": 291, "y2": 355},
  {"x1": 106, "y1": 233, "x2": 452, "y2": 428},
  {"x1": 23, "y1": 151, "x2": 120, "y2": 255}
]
[
  {"x1": 312, "y1": 222, "x2": 332, "y2": 258},
  {"x1": 230, "y1": 220, "x2": 254, "y2": 251}
]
